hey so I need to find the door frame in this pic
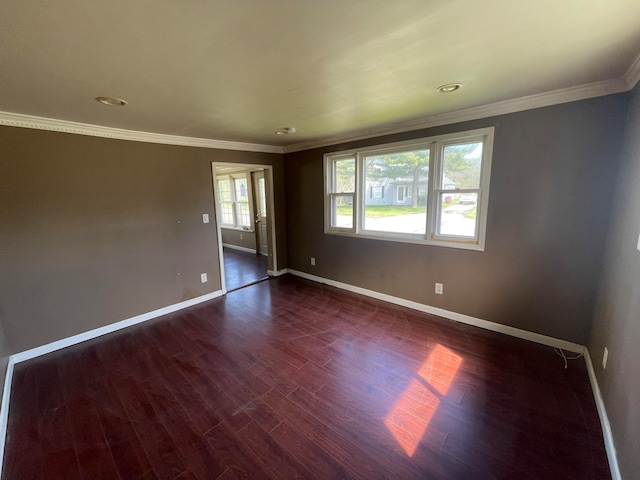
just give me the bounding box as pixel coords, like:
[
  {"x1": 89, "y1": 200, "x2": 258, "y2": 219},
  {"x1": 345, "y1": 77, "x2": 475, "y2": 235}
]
[{"x1": 211, "y1": 162, "x2": 278, "y2": 294}]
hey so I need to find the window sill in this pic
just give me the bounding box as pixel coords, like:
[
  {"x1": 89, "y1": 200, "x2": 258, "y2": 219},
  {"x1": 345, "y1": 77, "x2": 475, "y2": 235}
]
[
  {"x1": 324, "y1": 229, "x2": 485, "y2": 251},
  {"x1": 220, "y1": 226, "x2": 255, "y2": 233}
]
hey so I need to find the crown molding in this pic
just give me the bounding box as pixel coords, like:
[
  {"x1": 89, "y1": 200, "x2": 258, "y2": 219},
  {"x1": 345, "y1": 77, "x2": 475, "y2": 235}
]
[
  {"x1": 624, "y1": 52, "x2": 640, "y2": 90},
  {"x1": 1, "y1": 71, "x2": 636, "y2": 156},
  {"x1": 0, "y1": 111, "x2": 285, "y2": 154},
  {"x1": 283, "y1": 76, "x2": 630, "y2": 153}
]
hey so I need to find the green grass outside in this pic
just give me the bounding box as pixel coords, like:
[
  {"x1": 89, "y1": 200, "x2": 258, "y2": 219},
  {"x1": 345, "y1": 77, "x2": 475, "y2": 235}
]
[
  {"x1": 464, "y1": 205, "x2": 477, "y2": 219},
  {"x1": 336, "y1": 205, "x2": 426, "y2": 217},
  {"x1": 336, "y1": 199, "x2": 462, "y2": 217}
]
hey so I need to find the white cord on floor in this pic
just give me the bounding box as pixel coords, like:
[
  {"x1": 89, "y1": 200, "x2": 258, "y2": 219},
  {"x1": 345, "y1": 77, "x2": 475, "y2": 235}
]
[{"x1": 554, "y1": 347, "x2": 584, "y2": 369}]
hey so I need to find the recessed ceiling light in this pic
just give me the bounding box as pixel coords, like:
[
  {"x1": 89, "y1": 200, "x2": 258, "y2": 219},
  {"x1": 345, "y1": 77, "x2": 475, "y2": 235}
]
[
  {"x1": 436, "y1": 83, "x2": 463, "y2": 93},
  {"x1": 275, "y1": 127, "x2": 296, "y2": 135},
  {"x1": 95, "y1": 96, "x2": 128, "y2": 106}
]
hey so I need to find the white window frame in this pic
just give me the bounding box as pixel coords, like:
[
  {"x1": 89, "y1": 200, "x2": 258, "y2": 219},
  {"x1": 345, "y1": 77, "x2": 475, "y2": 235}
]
[
  {"x1": 216, "y1": 173, "x2": 254, "y2": 230},
  {"x1": 323, "y1": 127, "x2": 494, "y2": 251},
  {"x1": 217, "y1": 178, "x2": 235, "y2": 226},
  {"x1": 325, "y1": 154, "x2": 356, "y2": 232}
]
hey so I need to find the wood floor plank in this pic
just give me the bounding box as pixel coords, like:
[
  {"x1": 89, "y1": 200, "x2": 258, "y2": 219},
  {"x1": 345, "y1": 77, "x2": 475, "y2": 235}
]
[
  {"x1": 2, "y1": 275, "x2": 610, "y2": 480},
  {"x1": 237, "y1": 420, "x2": 314, "y2": 479},
  {"x1": 269, "y1": 420, "x2": 354, "y2": 479},
  {"x1": 205, "y1": 421, "x2": 273, "y2": 479}
]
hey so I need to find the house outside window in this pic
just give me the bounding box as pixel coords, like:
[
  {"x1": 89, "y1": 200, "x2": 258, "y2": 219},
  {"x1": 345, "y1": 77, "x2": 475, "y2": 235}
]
[{"x1": 324, "y1": 127, "x2": 494, "y2": 250}]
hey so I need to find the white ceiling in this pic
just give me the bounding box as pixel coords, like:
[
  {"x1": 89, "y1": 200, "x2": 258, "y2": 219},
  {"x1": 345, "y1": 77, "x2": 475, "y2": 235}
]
[{"x1": 1, "y1": 0, "x2": 639, "y2": 150}]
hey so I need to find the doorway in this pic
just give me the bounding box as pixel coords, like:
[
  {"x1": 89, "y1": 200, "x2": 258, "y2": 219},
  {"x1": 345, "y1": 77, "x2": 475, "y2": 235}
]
[{"x1": 211, "y1": 163, "x2": 277, "y2": 293}]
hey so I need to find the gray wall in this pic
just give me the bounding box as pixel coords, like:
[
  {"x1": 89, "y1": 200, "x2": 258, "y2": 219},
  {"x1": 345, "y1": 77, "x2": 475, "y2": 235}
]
[
  {"x1": 0, "y1": 126, "x2": 285, "y2": 352},
  {"x1": 589, "y1": 86, "x2": 640, "y2": 480},
  {"x1": 284, "y1": 94, "x2": 628, "y2": 344},
  {"x1": 221, "y1": 228, "x2": 257, "y2": 251}
]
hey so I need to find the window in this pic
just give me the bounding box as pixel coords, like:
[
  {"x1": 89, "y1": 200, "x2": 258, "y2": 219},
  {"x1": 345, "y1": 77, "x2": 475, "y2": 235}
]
[
  {"x1": 327, "y1": 156, "x2": 355, "y2": 229},
  {"x1": 217, "y1": 178, "x2": 235, "y2": 225},
  {"x1": 371, "y1": 186, "x2": 384, "y2": 199},
  {"x1": 324, "y1": 127, "x2": 494, "y2": 250},
  {"x1": 258, "y1": 177, "x2": 267, "y2": 216},
  {"x1": 217, "y1": 174, "x2": 252, "y2": 229},
  {"x1": 233, "y1": 176, "x2": 251, "y2": 227}
]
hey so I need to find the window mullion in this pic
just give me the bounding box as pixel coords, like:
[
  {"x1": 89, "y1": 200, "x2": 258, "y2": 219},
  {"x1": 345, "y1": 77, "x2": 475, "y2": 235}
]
[
  {"x1": 355, "y1": 154, "x2": 363, "y2": 234},
  {"x1": 427, "y1": 144, "x2": 440, "y2": 240}
]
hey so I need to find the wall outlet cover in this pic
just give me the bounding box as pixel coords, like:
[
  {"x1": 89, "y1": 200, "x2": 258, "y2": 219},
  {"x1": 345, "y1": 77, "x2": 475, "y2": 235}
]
[
  {"x1": 435, "y1": 283, "x2": 443, "y2": 295},
  {"x1": 202, "y1": 214, "x2": 209, "y2": 224},
  {"x1": 201, "y1": 273, "x2": 208, "y2": 283},
  {"x1": 603, "y1": 347, "x2": 609, "y2": 369},
  {"x1": 311, "y1": 257, "x2": 316, "y2": 266}
]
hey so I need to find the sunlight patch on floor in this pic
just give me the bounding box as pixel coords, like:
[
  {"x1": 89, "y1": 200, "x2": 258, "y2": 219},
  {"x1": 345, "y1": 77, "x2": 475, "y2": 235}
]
[{"x1": 385, "y1": 344, "x2": 462, "y2": 456}]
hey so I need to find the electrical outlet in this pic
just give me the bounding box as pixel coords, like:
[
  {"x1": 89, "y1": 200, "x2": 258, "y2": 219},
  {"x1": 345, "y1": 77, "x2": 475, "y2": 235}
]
[
  {"x1": 202, "y1": 213, "x2": 209, "y2": 224},
  {"x1": 602, "y1": 347, "x2": 608, "y2": 369},
  {"x1": 310, "y1": 257, "x2": 316, "y2": 266},
  {"x1": 435, "y1": 283, "x2": 443, "y2": 295},
  {"x1": 200, "y1": 273, "x2": 208, "y2": 283},
  {"x1": 240, "y1": 234, "x2": 243, "y2": 240}
]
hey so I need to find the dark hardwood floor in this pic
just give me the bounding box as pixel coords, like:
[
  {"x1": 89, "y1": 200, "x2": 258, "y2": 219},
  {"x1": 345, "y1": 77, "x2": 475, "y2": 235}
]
[
  {"x1": 223, "y1": 247, "x2": 268, "y2": 291},
  {"x1": 3, "y1": 275, "x2": 610, "y2": 479}
]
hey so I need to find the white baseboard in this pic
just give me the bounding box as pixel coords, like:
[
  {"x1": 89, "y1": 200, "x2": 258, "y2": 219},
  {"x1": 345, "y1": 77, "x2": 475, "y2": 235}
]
[
  {"x1": 287, "y1": 269, "x2": 584, "y2": 353},
  {"x1": 267, "y1": 268, "x2": 289, "y2": 277},
  {"x1": 0, "y1": 289, "x2": 224, "y2": 478},
  {"x1": 222, "y1": 243, "x2": 257, "y2": 254},
  {"x1": 11, "y1": 290, "x2": 223, "y2": 364},
  {"x1": 0, "y1": 271, "x2": 611, "y2": 479},
  {"x1": 584, "y1": 349, "x2": 621, "y2": 480},
  {"x1": 286, "y1": 270, "x2": 623, "y2": 475}
]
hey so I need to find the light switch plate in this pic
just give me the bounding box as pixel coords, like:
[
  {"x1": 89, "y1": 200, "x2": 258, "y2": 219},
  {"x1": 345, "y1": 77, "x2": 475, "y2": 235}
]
[
  {"x1": 203, "y1": 214, "x2": 209, "y2": 224},
  {"x1": 201, "y1": 273, "x2": 208, "y2": 283}
]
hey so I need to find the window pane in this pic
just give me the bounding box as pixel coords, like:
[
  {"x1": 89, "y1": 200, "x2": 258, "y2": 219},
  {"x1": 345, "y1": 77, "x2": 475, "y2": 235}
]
[
  {"x1": 334, "y1": 158, "x2": 355, "y2": 193},
  {"x1": 237, "y1": 202, "x2": 250, "y2": 227},
  {"x1": 258, "y1": 178, "x2": 267, "y2": 216},
  {"x1": 363, "y1": 149, "x2": 429, "y2": 234},
  {"x1": 218, "y1": 179, "x2": 232, "y2": 202},
  {"x1": 438, "y1": 192, "x2": 478, "y2": 237},
  {"x1": 442, "y1": 142, "x2": 482, "y2": 189},
  {"x1": 332, "y1": 195, "x2": 353, "y2": 228},
  {"x1": 220, "y1": 202, "x2": 234, "y2": 225},
  {"x1": 234, "y1": 177, "x2": 249, "y2": 201}
]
